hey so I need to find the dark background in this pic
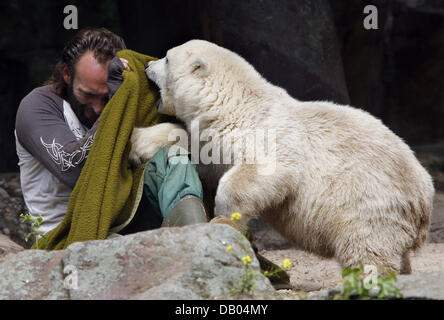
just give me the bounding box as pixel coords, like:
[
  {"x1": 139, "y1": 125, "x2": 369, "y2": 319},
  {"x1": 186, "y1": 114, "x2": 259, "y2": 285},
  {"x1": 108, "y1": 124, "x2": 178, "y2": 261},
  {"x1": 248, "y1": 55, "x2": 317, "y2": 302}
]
[{"x1": 1, "y1": 0, "x2": 444, "y2": 172}]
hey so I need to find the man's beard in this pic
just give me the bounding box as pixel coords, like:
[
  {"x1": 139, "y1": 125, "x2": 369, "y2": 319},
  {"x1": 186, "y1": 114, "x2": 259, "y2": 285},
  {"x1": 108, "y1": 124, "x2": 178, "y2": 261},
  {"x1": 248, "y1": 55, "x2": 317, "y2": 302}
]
[{"x1": 67, "y1": 83, "x2": 99, "y2": 129}]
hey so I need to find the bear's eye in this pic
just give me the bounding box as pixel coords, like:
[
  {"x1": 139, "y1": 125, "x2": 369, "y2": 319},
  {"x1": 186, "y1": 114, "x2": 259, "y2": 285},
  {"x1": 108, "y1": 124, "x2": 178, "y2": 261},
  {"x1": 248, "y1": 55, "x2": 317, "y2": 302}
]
[{"x1": 165, "y1": 57, "x2": 169, "y2": 64}]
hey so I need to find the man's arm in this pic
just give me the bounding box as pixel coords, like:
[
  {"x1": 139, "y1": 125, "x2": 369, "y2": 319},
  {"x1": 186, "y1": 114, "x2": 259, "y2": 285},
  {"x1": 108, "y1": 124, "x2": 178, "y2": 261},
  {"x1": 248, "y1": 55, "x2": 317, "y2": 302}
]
[{"x1": 16, "y1": 87, "x2": 97, "y2": 189}]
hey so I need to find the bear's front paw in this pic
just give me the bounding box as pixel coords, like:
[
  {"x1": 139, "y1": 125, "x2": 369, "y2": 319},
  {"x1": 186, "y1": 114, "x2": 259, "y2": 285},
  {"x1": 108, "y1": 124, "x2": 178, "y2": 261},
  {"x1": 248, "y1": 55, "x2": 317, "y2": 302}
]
[
  {"x1": 214, "y1": 188, "x2": 235, "y2": 218},
  {"x1": 129, "y1": 123, "x2": 186, "y2": 166},
  {"x1": 214, "y1": 198, "x2": 230, "y2": 218}
]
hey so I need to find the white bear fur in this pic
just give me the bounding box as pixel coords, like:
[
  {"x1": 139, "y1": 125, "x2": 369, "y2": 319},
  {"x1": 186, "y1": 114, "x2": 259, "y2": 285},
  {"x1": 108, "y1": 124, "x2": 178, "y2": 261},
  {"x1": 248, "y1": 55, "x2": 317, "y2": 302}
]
[
  {"x1": 129, "y1": 122, "x2": 184, "y2": 167},
  {"x1": 133, "y1": 39, "x2": 434, "y2": 274}
]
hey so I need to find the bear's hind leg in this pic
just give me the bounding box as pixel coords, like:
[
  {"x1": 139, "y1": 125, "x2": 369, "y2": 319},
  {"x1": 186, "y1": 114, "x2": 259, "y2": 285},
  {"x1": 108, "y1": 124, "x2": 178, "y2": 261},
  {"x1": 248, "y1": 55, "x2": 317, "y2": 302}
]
[
  {"x1": 335, "y1": 231, "x2": 403, "y2": 274},
  {"x1": 339, "y1": 248, "x2": 401, "y2": 275},
  {"x1": 400, "y1": 250, "x2": 412, "y2": 274}
]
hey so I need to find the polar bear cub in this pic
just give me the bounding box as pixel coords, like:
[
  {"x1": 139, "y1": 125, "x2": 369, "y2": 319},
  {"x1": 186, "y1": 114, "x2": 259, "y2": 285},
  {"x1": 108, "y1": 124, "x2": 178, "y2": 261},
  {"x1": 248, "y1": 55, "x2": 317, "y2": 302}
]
[{"x1": 133, "y1": 39, "x2": 434, "y2": 274}]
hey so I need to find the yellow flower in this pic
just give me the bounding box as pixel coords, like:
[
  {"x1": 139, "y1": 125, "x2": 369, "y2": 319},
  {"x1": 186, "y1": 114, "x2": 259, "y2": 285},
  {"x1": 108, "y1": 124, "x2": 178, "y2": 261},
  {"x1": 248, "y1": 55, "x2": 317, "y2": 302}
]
[
  {"x1": 226, "y1": 245, "x2": 233, "y2": 252},
  {"x1": 264, "y1": 270, "x2": 270, "y2": 276},
  {"x1": 281, "y1": 259, "x2": 292, "y2": 269},
  {"x1": 231, "y1": 212, "x2": 242, "y2": 221},
  {"x1": 242, "y1": 255, "x2": 252, "y2": 265}
]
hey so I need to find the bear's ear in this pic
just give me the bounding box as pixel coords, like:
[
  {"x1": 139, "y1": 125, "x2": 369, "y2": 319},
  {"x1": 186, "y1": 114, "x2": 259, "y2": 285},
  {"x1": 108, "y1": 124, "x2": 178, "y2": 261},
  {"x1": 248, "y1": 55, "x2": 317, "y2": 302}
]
[{"x1": 190, "y1": 57, "x2": 210, "y2": 76}]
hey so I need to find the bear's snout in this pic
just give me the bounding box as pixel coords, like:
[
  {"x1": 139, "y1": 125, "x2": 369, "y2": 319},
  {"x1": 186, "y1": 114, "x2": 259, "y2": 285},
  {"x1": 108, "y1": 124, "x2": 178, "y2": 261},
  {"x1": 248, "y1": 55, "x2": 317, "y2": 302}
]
[{"x1": 144, "y1": 60, "x2": 156, "y2": 77}]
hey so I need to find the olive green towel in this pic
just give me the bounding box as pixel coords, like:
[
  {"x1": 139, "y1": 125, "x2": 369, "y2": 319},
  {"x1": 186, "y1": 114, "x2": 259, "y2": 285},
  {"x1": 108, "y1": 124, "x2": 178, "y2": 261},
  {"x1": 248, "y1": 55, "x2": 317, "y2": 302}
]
[{"x1": 35, "y1": 50, "x2": 162, "y2": 250}]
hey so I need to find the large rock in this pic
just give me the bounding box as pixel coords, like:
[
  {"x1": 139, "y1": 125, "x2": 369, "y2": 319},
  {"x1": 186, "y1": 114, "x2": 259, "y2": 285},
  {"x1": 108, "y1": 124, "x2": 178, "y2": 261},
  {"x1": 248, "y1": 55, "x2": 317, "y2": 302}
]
[
  {"x1": 0, "y1": 249, "x2": 67, "y2": 300},
  {"x1": 0, "y1": 224, "x2": 275, "y2": 300},
  {"x1": 396, "y1": 271, "x2": 444, "y2": 300}
]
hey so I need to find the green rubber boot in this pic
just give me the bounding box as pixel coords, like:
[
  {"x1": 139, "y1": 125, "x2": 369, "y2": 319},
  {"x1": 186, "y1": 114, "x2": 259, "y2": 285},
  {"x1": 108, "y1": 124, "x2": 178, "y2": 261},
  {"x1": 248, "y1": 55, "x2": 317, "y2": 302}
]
[{"x1": 161, "y1": 195, "x2": 208, "y2": 227}]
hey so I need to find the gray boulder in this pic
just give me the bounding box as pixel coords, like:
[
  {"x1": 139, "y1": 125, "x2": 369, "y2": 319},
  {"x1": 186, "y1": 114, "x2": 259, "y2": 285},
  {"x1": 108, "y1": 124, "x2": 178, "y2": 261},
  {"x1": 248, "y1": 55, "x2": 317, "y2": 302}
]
[
  {"x1": 0, "y1": 224, "x2": 275, "y2": 300},
  {"x1": 396, "y1": 271, "x2": 444, "y2": 300},
  {"x1": 0, "y1": 249, "x2": 67, "y2": 300}
]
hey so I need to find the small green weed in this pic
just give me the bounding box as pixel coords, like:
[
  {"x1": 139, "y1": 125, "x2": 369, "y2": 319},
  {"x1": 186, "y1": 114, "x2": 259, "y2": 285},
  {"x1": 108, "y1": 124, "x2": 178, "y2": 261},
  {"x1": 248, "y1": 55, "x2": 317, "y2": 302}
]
[
  {"x1": 19, "y1": 213, "x2": 48, "y2": 249},
  {"x1": 334, "y1": 264, "x2": 403, "y2": 300}
]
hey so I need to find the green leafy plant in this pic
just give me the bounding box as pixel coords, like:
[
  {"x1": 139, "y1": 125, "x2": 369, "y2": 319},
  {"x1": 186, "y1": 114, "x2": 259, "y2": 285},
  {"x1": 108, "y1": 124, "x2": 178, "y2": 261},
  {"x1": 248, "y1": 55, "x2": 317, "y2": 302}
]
[
  {"x1": 334, "y1": 264, "x2": 403, "y2": 300},
  {"x1": 19, "y1": 213, "x2": 48, "y2": 249}
]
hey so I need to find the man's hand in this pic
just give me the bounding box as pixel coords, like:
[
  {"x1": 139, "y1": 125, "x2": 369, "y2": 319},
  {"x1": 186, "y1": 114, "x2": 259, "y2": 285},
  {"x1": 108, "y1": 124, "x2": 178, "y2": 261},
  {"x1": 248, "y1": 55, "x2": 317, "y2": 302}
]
[
  {"x1": 119, "y1": 58, "x2": 130, "y2": 71},
  {"x1": 106, "y1": 56, "x2": 129, "y2": 99}
]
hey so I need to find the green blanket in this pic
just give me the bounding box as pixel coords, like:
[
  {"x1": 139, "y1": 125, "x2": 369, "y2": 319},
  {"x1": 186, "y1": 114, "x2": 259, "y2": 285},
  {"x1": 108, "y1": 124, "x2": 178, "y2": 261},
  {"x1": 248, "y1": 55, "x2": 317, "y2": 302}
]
[{"x1": 34, "y1": 50, "x2": 163, "y2": 250}]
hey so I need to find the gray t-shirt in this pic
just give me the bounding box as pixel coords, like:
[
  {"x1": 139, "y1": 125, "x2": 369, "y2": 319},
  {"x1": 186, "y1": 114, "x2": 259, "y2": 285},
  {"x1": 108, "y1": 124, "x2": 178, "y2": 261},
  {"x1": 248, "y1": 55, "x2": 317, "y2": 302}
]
[{"x1": 15, "y1": 84, "x2": 99, "y2": 233}]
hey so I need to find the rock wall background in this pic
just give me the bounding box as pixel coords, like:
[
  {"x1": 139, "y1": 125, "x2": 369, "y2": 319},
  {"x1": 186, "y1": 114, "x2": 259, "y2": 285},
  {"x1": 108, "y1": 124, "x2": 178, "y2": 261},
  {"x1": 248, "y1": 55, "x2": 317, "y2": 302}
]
[
  {"x1": 1, "y1": 0, "x2": 444, "y2": 172},
  {"x1": 331, "y1": 0, "x2": 444, "y2": 145}
]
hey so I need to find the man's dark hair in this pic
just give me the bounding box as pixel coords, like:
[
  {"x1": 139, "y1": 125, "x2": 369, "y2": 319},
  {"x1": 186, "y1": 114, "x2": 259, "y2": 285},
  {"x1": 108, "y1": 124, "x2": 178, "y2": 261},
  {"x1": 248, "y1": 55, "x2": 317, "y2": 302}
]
[{"x1": 46, "y1": 27, "x2": 126, "y2": 96}]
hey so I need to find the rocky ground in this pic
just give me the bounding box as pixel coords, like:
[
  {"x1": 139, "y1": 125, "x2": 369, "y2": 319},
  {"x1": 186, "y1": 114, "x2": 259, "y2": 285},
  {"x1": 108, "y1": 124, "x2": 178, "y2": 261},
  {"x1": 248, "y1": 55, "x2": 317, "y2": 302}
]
[
  {"x1": 1, "y1": 148, "x2": 444, "y2": 298},
  {"x1": 0, "y1": 173, "x2": 30, "y2": 248}
]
